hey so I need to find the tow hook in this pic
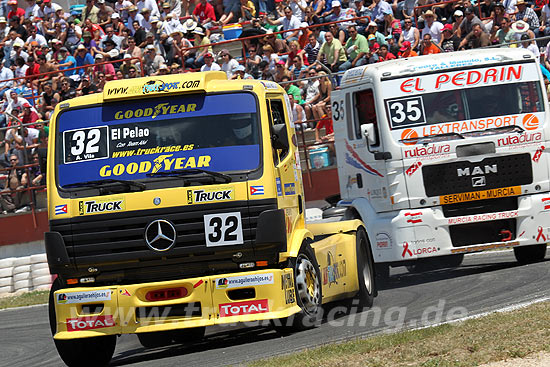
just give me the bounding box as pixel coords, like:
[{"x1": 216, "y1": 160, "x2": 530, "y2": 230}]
[{"x1": 499, "y1": 229, "x2": 512, "y2": 242}]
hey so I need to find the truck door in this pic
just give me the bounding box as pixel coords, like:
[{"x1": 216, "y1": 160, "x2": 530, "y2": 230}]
[
  {"x1": 343, "y1": 88, "x2": 391, "y2": 212},
  {"x1": 267, "y1": 97, "x2": 301, "y2": 239}
]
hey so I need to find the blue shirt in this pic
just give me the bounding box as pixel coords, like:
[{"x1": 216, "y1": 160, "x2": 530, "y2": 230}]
[
  {"x1": 60, "y1": 55, "x2": 77, "y2": 76},
  {"x1": 75, "y1": 53, "x2": 95, "y2": 76}
]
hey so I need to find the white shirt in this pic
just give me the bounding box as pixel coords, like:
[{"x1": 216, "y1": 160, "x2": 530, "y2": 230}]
[
  {"x1": 25, "y1": 3, "x2": 40, "y2": 19},
  {"x1": 127, "y1": 13, "x2": 145, "y2": 35},
  {"x1": 422, "y1": 21, "x2": 444, "y2": 44},
  {"x1": 6, "y1": 96, "x2": 37, "y2": 114},
  {"x1": 24, "y1": 128, "x2": 40, "y2": 146},
  {"x1": 503, "y1": 0, "x2": 516, "y2": 14},
  {"x1": 39, "y1": 3, "x2": 62, "y2": 18},
  {"x1": 26, "y1": 33, "x2": 48, "y2": 47},
  {"x1": 278, "y1": 15, "x2": 301, "y2": 38},
  {"x1": 15, "y1": 64, "x2": 29, "y2": 79},
  {"x1": 201, "y1": 62, "x2": 221, "y2": 71},
  {"x1": 0, "y1": 67, "x2": 14, "y2": 90},
  {"x1": 137, "y1": 0, "x2": 160, "y2": 18},
  {"x1": 402, "y1": 27, "x2": 418, "y2": 44},
  {"x1": 289, "y1": 0, "x2": 307, "y2": 21},
  {"x1": 221, "y1": 58, "x2": 239, "y2": 78},
  {"x1": 542, "y1": 4, "x2": 550, "y2": 25},
  {"x1": 115, "y1": 0, "x2": 133, "y2": 20}
]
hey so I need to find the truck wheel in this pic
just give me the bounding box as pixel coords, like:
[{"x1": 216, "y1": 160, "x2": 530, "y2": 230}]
[
  {"x1": 355, "y1": 227, "x2": 375, "y2": 307},
  {"x1": 514, "y1": 244, "x2": 547, "y2": 264},
  {"x1": 172, "y1": 326, "x2": 206, "y2": 344},
  {"x1": 272, "y1": 241, "x2": 322, "y2": 333},
  {"x1": 137, "y1": 331, "x2": 174, "y2": 348},
  {"x1": 48, "y1": 278, "x2": 116, "y2": 367}
]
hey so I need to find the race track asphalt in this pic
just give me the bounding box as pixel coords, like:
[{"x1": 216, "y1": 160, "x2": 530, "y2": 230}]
[{"x1": 2, "y1": 250, "x2": 549, "y2": 367}]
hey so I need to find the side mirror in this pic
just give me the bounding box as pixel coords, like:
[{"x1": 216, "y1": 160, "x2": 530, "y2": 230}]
[
  {"x1": 361, "y1": 123, "x2": 377, "y2": 146},
  {"x1": 271, "y1": 124, "x2": 289, "y2": 150}
]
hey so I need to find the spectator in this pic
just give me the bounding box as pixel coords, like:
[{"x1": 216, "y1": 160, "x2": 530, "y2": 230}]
[
  {"x1": 301, "y1": 68, "x2": 320, "y2": 120},
  {"x1": 460, "y1": 7, "x2": 485, "y2": 38},
  {"x1": 38, "y1": 82, "x2": 59, "y2": 119},
  {"x1": 281, "y1": 75, "x2": 303, "y2": 102},
  {"x1": 366, "y1": 21, "x2": 387, "y2": 46},
  {"x1": 219, "y1": 49, "x2": 239, "y2": 78},
  {"x1": 300, "y1": 33, "x2": 320, "y2": 65},
  {"x1": 516, "y1": 0, "x2": 540, "y2": 36},
  {"x1": 20, "y1": 103, "x2": 39, "y2": 126},
  {"x1": 288, "y1": 93, "x2": 306, "y2": 130},
  {"x1": 186, "y1": 27, "x2": 211, "y2": 69},
  {"x1": 370, "y1": 0, "x2": 393, "y2": 29},
  {"x1": 25, "y1": 26, "x2": 47, "y2": 48},
  {"x1": 193, "y1": 0, "x2": 216, "y2": 29},
  {"x1": 97, "y1": 0, "x2": 114, "y2": 27},
  {"x1": 263, "y1": 6, "x2": 301, "y2": 42},
  {"x1": 77, "y1": 74, "x2": 98, "y2": 95},
  {"x1": 143, "y1": 44, "x2": 165, "y2": 74},
  {"x1": 245, "y1": 46, "x2": 262, "y2": 78},
  {"x1": 384, "y1": 9, "x2": 401, "y2": 40},
  {"x1": 441, "y1": 23, "x2": 460, "y2": 51},
  {"x1": 7, "y1": 0, "x2": 25, "y2": 23},
  {"x1": 492, "y1": 16, "x2": 515, "y2": 45},
  {"x1": 290, "y1": 55, "x2": 306, "y2": 79},
  {"x1": 377, "y1": 43, "x2": 395, "y2": 61},
  {"x1": 217, "y1": 0, "x2": 241, "y2": 25},
  {"x1": 314, "y1": 109, "x2": 334, "y2": 144},
  {"x1": 57, "y1": 46, "x2": 76, "y2": 76},
  {"x1": 100, "y1": 25, "x2": 123, "y2": 49},
  {"x1": 82, "y1": 0, "x2": 100, "y2": 24},
  {"x1": 0, "y1": 60, "x2": 14, "y2": 98},
  {"x1": 398, "y1": 17, "x2": 419, "y2": 51},
  {"x1": 137, "y1": 0, "x2": 160, "y2": 18},
  {"x1": 262, "y1": 29, "x2": 290, "y2": 53},
  {"x1": 127, "y1": 6, "x2": 144, "y2": 35},
  {"x1": 520, "y1": 33, "x2": 540, "y2": 63},
  {"x1": 274, "y1": 60, "x2": 291, "y2": 82},
  {"x1": 0, "y1": 153, "x2": 30, "y2": 214},
  {"x1": 200, "y1": 52, "x2": 221, "y2": 71},
  {"x1": 398, "y1": 40, "x2": 418, "y2": 57},
  {"x1": 29, "y1": 152, "x2": 44, "y2": 186},
  {"x1": 421, "y1": 33, "x2": 441, "y2": 55},
  {"x1": 312, "y1": 71, "x2": 331, "y2": 122},
  {"x1": 317, "y1": 31, "x2": 346, "y2": 72},
  {"x1": 58, "y1": 77, "x2": 76, "y2": 101},
  {"x1": 93, "y1": 53, "x2": 116, "y2": 78},
  {"x1": 0, "y1": 17, "x2": 8, "y2": 39},
  {"x1": 25, "y1": 0, "x2": 41, "y2": 19},
  {"x1": 541, "y1": 0, "x2": 550, "y2": 38},
  {"x1": 422, "y1": 10, "x2": 444, "y2": 46},
  {"x1": 122, "y1": 36, "x2": 142, "y2": 63},
  {"x1": 340, "y1": 25, "x2": 368, "y2": 70}
]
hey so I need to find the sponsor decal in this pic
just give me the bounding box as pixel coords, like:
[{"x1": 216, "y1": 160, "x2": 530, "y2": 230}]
[
  {"x1": 497, "y1": 132, "x2": 542, "y2": 148},
  {"x1": 276, "y1": 178, "x2": 283, "y2": 197},
  {"x1": 440, "y1": 186, "x2": 521, "y2": 205},
  {"x1": 341, "y1": 67, "x2": 366, "y2": 85},
  {"x1": 281, "y1": 273, "x2": 296, "y2": 305},
  {"x1": 420, "y1": 115, "x2": 518, "y2": 136},
  {"x1": 405, "y1": 161, "x2": 422, "y2": 176},
  {"x1": 447, "y1": 210, "x2": 518, "y2": 225},
  {"x1": 284, "y1": 183, "x2": 296, "y2": 195},
  {"x1": 219, "y1": 299, "x2": 269, "y2": 317},
  {"x1": 402, "y1": 243, "x2": 438, "y2": 258},
  {"x1": 66, "y1": 315, "x2": 115, "y2": 332},
  {"x1": 533, "y1": 146, "x2": 545, "y2": 163},
  {"x1": 472, "y1": 176, "x2": 486, "y2": 187},
  {"x1": 193, "y1": 279, "x2": 204, "y2": 288},
  {"x1": 450, "y1": 241, "x2": 520, "y2": 254},
  {"x1": 215, "y1": 273, "x2": 274, "y2": 289},
  {"x1": 55, "y1": 204, "x2": 68, "y2": 215},
  {"x1": 404, "y1": 144, "x2": 451, "y2": 159},
  {"x1": 368, "y1": 188, "x2": 385, "y2": 199},
  {"x1": 375, "y1": 232, "x2": 392, "y2": 250},
  {"x1": 99, "y1": 154, "x2": 212, "y2": 177},
  {"x1": 522, "y1": 114, "x2": 539, "y2": 131},
  {"x1": 322, "y1": 251, "x2": 346, "y2": 286},
  {"x1": 542, "y1": 198, "x2": 550, "y2": 210},
  {"x1": 260, "y1": 81, "x2": 279, "y2": 90},
  {"x1": 120, "y1": 289, "x2": 131, "y2": 297},
  {"x1": 111, "y1": 145, "x2": 195, "y2": 158},
  {"x1": 401, "y1": 129, "x2": 419, "y2": 145},
  {"x1": 250, "y1": 185, "x2": 264, "y2": 195},
  {"x1": 536, "y1": 226, "x2": 547, "y2": 242},
  {"x1": 345, "y1": 141, "x2": 384, "y2": 177},
  {"x1": 57, "y1": 289, "x2": 111, "y2": 304},
  {"x1": 284, "y1": 208, "x2": 293, "y2": 234},
  {"x1": 79, "y1": 198, "x2": 124, "y2": 215},
  {"x1": 187, "y1": 187, "x2": 234, "y2": 204},
  {"x1": 404, "y1": 211, "x2": 422, "y2": 224},
  {"x1": 400, "y1": 65, "x2": 523, "y2": 93},
  {"x1": 457, "y1": 164, "x2": 497, "y2": 177},
  {"x1": 114, "y1": 102, "x2": 198, "y2": 120},
  {"x1": 142, "y1": 80, "x2": 199, "y2": 94}
]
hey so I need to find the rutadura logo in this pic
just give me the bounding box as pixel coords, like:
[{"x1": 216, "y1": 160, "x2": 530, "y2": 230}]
[
  {"x1": 344, "y1": 141, "x2": 383, "y2": 177},
  {"x1": 522, "y1": 114, "x2": 539, "y2": 131},
  {"x1": 401, "y1": 129, "x2": 419, "y2": 145}
]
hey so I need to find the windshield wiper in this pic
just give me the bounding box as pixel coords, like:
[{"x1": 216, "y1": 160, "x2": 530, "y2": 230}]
[
  {"x1": 63, "y1": 179, "x2": 146, "y2": 191},
  {"x1": 147, "y1": 169, "x2": 232, "y2": 183},
  {"x1": 463, "y1": 125, "x2": 525, "y2": 137},
  {"x1": 401, "y1": 132, "x2": 465, "y2": 144}
]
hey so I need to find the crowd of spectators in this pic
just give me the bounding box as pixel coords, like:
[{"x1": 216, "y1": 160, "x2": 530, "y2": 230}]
[{"x1": 0, "y1": 0, "x2": 549, "y2": 213}]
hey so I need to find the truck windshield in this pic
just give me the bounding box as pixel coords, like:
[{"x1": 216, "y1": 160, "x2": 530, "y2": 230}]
[
  {"x1": 56, "y1": 93, "x2": 261, "y2": 188},
  {"x1": 383, "y1": 63, "x2": 545, "y2": 140}
]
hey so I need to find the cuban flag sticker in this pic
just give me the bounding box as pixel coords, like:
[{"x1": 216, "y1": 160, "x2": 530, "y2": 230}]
[
  {"x1": 250, "y1": 185, "x2": 264, "y2": 196},
  {"x1": 55, "y1": 204, "x2": 68, "y2": 215}
]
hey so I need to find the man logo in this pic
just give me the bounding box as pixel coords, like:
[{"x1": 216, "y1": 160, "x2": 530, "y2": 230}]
[
  {"x1": 401, "y1": 129, "x2": 418, "y2": 145},
  {"x1": 522, "y1": 114, "x2": 539, "y2": 131},
  {"x1": 472, "y1": 176, "x2": 486, "y2": 187}
]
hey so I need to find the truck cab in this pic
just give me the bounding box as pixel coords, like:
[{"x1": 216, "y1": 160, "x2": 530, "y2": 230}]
[{"x1": 333, "y1": 48, "x2": 549, "y2": 272}]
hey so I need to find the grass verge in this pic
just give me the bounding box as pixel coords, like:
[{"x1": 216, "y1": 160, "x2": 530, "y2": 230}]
[
  {"x1": 0, "y1": 290, "x2": 49, "y2": 310},
  {"x1": 250, "y1": 301, "x2": 550, "y2": 367}
]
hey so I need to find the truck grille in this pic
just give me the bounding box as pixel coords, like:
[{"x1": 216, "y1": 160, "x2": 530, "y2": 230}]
[
  {"x1": 49, "y1": 199, "x2": 278, "y2": 269},
  {"x1": 422, "y1": 153, "x2": 532, "y2": 197}
]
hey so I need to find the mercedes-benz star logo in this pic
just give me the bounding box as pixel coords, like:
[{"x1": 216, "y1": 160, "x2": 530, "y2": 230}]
[{"x1": 144, "y1": 219, "x2": 177, "y2": 252}]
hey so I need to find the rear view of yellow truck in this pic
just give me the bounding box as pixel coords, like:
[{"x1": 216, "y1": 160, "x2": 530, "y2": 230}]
[{"x1": 45, "y1": 72, "x2": 376, "y2": 366}]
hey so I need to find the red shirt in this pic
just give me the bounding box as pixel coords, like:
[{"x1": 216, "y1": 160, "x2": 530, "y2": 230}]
[
  {"x1": 7, "y1": 8, "x2": 25, "y2": 21},
  {"x1": 316, "y1": 115, "x2": 333, "y2": 135},
  {"x1": 21, "y1": 111, "x2": 39, "y2": 127},
  {"x1": 193, "y1": 2, "x2": 216, "y2": 22},
  {"x1": 377, "y1": 52, "x2": 396, "y2": 62},
  {"x1": 25, "y1": 63, "x2": 41, "y2": 80}
]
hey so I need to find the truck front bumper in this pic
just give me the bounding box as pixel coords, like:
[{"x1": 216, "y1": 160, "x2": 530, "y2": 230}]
[{"x1": 53, "y1": 268, "x2": 299, "y2": 340}]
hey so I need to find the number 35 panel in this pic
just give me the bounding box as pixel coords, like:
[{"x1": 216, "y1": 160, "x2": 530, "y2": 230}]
[
  {"x1": 386, "y1": 96, "x2": 426, "y2": 129},
  {"x1": 203, "y1": 212, "x2": 244, "y2": 247}
]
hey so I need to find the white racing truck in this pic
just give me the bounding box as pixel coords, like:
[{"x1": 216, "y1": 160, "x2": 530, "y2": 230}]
[{"x1": 329, "y1": 48, "x2": 549, "y2": 275}]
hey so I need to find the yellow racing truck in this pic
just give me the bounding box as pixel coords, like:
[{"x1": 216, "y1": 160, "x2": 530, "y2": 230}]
[{"x1": 45, "y1": 72, "x2": 376, "y2": 366}]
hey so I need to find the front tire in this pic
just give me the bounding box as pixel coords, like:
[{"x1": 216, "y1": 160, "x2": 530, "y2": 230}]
[
  {"x1": 514, "y1": 244, "x2": 547, "y2": 264},
  {"x1": 48, "y1": 279, "x2": 116, "y2": 367},
  {"x1": 355, "y1": 227, "x2": 375, "y2": 307},
  {"x1": 272, "y1": 241, "x2": 322, "y2": 333}
]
